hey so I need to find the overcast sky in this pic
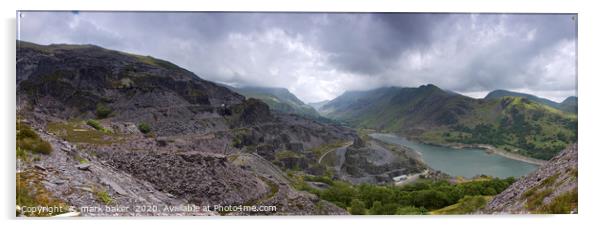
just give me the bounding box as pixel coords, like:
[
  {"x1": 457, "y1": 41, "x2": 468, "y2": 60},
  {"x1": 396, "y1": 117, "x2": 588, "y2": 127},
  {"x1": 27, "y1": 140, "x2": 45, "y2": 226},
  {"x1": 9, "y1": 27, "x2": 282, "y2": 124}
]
[{"x1": 18, "y1": 12, "x2": 577, "y2": 103}]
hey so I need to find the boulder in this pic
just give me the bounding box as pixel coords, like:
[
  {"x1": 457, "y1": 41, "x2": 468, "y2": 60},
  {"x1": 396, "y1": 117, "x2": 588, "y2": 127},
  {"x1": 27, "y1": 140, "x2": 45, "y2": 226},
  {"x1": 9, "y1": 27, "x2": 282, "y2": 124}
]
[{"x1": 76, "y1": 163, "x2": 91, "y2": 171}]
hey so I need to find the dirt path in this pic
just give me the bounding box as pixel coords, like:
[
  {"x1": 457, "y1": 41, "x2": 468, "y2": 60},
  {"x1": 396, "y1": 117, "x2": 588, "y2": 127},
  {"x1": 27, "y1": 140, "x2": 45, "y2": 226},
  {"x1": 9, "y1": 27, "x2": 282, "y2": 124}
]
[{"x1": 317, "y1": 141, "x2": 354, "y2": 165}]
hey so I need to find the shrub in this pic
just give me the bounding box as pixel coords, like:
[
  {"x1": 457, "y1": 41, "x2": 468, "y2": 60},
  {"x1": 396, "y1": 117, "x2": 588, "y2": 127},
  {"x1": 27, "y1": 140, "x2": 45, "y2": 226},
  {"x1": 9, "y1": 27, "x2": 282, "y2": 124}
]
[
  {"x1": 96, "y1": 103, "x2": 112, "y2": 119},
  {"x1": 526, "y1": 188, "x2": 554, "y2": 210},
  {"x1": 95, "y1": 189, "x2": 113, "y2": 205},
  {"x1": 33, "y1": 140, "x2": 52, "y2": 155},
  {"x1": 16, "y1": 171, "x2": 69, "y2": 216},
  {"x1": 455, "y1": 195, "x2": 488, "y2": 213},
  {"x1": 313, "y1": 177, "x2": 515, "y2": 215},
  {"x1": 17, "y1": 122, "x2": 52, "y2": 155},
  {"x1": 86, "y1": 119, "x2": 102, "y2": 130},
  {"x1": 349, "y1": 199, "x2": 366, "y2": 215},
  {"x1": 138, "y1": 122, "x2": 151, "y2": 134},
  {"x1": 19, "y1": 138, "x2": 52, "y2": 155},
  {"x1": 17, "y1": 126, "x2": 38, "y2": 140},
  {"x1": 396, "y1": 206, "x2": 427, "y2": 215},
  {"x1": 17, "y1": 147, "x2": 28, "y2": 160}
]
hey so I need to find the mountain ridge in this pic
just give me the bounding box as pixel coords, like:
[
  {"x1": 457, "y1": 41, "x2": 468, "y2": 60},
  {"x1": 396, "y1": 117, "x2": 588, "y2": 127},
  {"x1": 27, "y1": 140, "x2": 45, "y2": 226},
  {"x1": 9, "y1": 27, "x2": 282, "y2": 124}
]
[
  {"x1": 485, "y1": 89, "x2": 577, "y2": 113},
  {"x1": 229, "y1": 86, "x2": 321, "y2": 118},
  {"x1": 320, "y1": 84, "x2": 577, "y2": 160}
]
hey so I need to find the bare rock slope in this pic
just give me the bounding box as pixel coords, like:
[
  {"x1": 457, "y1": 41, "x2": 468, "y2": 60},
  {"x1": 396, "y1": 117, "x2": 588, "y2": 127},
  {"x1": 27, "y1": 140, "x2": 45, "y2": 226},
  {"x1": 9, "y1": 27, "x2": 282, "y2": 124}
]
[
  {"x1": 16, "y1": 41, "x2": 354, "y2": 216},
  {"x1": 483, "y1": 144, "x2": 577, "y2": 214}
]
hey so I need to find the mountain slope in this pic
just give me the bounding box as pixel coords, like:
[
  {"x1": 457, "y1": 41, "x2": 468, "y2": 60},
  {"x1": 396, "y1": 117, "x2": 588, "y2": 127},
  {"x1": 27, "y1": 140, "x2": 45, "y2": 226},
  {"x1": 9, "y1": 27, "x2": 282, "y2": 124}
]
[
  {"x1": 17, "y1": 40, "x2": 246, "y2": 136},
  {"x1": 16, "y1": 40, "x2": 355, "y2": 215},
  {"x1": 321, "y1": 85, "x2": 470, "y2": 130},
  {"x1": 321, "y1": 85, "x2": 577, "y2": 160},
  {"x1": 485, "y1": 89, "x2": 577, "y2": 114},
  {"x1": 483, "y1": 144, "x2": 577, "y2": 214},
  {"x1": 560, "y1": 96, "x2": 578, "y2": 113},
  {"x1": 231, "y1": 86, "x2": 321, "y2": 118}
]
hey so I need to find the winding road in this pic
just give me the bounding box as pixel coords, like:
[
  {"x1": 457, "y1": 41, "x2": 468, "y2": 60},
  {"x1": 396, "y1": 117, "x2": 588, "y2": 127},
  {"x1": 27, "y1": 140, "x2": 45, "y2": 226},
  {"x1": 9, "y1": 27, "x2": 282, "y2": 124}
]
[{"x1": 317, "y1": 141, "x2": 354, "y2": 168}]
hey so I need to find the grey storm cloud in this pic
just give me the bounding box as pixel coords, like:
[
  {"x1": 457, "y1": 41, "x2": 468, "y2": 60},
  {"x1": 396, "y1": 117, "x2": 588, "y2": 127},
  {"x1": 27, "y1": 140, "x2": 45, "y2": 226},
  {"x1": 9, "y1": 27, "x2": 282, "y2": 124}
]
[{"x1": 17, "y1": 12, "x2": 577, "y2": 102}]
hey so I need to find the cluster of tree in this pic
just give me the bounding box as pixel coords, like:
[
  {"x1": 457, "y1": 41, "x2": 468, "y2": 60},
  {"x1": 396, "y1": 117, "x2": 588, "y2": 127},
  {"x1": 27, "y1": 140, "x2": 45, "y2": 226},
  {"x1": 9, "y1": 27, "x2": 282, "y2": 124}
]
[
  {"x1": 449, "y1": 120, "x2": 575, "y2": 160},
  {"x1": 315, "y1": 177, "x2": 515, "y2": 215}
]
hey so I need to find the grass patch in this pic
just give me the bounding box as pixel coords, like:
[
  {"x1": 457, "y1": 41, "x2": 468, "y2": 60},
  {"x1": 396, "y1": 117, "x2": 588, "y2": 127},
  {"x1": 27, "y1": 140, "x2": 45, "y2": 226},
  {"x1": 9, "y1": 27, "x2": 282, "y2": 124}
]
[
  {"x1": 309, "y1": 140, "x2": 345, "y2": 159},
  {"x1": 16, "y1": 170, "x2": 69, "y2": 217},
  {"x1": 86, "y1": 119, "x2": 112, "y2": 134},
  {"x1": 94, "y1": 188, "x2": 113, "y2": 205},
  {"x1": 522, "y1": 173, "x2": 560, "y2": 207},
  {"x1": 137, "y1": 122, "x2": 151, "y2": 134},
  {"x1": 430, "y1": 195, "x2": 491, "y2": 215},
  {"x1": 74, "y1": 154, "x2": 89, "y2": 164},
  {"x1": 86, "y1": 119, "x2": 102, "y2": 130},
  {"x1": 520, "y1": 172, "x2": 576, "y2": 213},
  {"x1": 303, "y1": 175, "x2": 335, "y2": 186},
  {"x1": 47, "y1": 121, "x2": 121, "y2": 145},
  {"x1": 287, "y1": 171, "x2": 321, "y2": 195},
  {"x1": 526, "y1": 188, "x2": 554, "y2": 211},
  {"x1": 17, "y1": 121, "x2": 52, "y2": 157},
  {"x1": 275, "y1": 150, "x2": 301, "y2": 160},
  {"x1": 128, "y1": 54, "x2": 181, "y2": 70},
  {"x1": 538, "y1": 189, "x2": 577, "y2": 214}
]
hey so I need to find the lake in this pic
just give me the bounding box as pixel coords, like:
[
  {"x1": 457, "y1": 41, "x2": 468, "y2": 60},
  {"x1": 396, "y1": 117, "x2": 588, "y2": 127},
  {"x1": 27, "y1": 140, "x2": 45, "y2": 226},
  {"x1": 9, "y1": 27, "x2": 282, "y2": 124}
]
[{"x1": 369, "y1": 133, "x2": 538, "y2": 178}]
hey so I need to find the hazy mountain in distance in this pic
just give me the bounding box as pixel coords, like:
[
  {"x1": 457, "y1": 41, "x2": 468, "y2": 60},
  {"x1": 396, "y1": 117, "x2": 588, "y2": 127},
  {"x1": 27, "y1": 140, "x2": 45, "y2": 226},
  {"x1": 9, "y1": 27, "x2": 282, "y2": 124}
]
[
  {"x1": 230, "y1": 86, "x2": 321, "y2": 118},
  {"x1": 308, "y1": 100, "x2": 330, "y2": 112}
]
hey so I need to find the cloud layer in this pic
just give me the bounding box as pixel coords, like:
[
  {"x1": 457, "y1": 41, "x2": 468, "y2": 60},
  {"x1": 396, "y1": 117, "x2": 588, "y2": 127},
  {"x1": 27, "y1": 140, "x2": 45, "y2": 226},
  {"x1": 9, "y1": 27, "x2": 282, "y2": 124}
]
[{"x1": 18, "y1": 12, "x2": 577, "y2": 102}]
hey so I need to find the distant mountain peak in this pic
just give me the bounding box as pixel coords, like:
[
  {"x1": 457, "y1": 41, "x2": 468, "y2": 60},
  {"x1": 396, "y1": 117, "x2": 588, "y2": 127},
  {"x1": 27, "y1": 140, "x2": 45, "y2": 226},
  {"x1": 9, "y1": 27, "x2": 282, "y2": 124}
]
[{"x1": 230, "y1": 86, "x2": 321, "y2": 118}]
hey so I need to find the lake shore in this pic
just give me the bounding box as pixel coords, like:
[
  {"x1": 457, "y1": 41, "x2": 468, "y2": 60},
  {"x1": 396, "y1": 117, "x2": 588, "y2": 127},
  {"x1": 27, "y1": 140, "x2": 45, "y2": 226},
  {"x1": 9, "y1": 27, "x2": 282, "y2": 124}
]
[
  {"x1": 414, "y1": 139, "x2": 547, "y2": 166},
  {"x1": 370, "y1": 132, "x2": 547, "y2": 166}
]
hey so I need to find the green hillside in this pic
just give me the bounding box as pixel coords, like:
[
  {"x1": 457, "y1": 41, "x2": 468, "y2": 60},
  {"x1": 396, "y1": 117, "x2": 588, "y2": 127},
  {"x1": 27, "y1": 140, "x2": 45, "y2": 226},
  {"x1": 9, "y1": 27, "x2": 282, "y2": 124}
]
[
  {"x1": 559, "y1": 96, "x2": 578, "y2": 113},
  {"x1": 485, "y1": 89, "x2": 577, "y2": 114},
  {"x1": 322, "y1": 85, "x2": 577, "y2": 160}
]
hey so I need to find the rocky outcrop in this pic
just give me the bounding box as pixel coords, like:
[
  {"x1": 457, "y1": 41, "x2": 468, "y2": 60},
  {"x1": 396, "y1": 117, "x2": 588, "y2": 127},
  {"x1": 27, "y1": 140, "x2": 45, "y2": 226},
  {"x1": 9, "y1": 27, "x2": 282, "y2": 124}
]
[
  {"x1": 17, "y1": 124, "x2": 215, "y2": 216},
  {"x1": 229, "y1": 153, "x2": 348, "y2": 215},
  {"x1": 340, "y1": 140, "x2": 426, "y2": 184},
  {"x1": 98, "y1": 150, "x2": 269, "y2": 206},
  {"x1": 17, "y1": 41, "x2": 244, "y2": 136},
  {"x1": 483, "y1": 144, "x2": 578, "y2": 214},
  {"x1": 231, "y1": 98, "x2": 273, "y2": 126},
  {"x1": 16, "y1": 41, "x2": 356, "y2": 216}
]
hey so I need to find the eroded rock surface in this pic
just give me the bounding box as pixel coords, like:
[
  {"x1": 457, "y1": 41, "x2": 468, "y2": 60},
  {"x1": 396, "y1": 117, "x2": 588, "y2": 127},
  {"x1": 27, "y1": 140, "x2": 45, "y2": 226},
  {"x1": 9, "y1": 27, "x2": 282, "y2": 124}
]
[{"x1": 483, "y1": 144, "x2": 578, "y2": 214}]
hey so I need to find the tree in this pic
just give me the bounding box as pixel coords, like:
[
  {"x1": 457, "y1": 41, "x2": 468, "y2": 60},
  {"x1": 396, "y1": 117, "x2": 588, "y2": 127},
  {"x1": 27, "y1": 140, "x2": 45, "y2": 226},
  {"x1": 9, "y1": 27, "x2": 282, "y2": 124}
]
[
  {"x1": 395, "y1": 206, "x2": 426, "y2": 215},
  {"x1": 368, "y1": 201, "x2": 383, "y2": 215},
  {"x1": 138, "y1": 122, "x2": 151, "y2": 134},
  {"x1": 349, "y1": 199, "x2": 366, "y2": 215}
]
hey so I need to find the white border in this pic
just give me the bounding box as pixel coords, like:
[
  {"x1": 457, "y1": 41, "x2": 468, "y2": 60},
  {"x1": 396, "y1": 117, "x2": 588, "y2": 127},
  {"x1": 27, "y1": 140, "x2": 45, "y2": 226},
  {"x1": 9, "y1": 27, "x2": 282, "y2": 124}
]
[{"x1": 2, "y1": 0, "x2": 601, "y2": 228}]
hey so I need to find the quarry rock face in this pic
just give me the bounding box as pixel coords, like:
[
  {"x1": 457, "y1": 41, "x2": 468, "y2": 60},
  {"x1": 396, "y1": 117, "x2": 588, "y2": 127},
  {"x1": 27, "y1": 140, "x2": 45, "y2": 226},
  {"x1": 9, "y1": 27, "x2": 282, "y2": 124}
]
[
  {"x1": 16, "y1": 41, "x2": 357, "y2": 215},
  {"x1": 483, "y1": 144, "x2": 578, "y2": 214}
]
